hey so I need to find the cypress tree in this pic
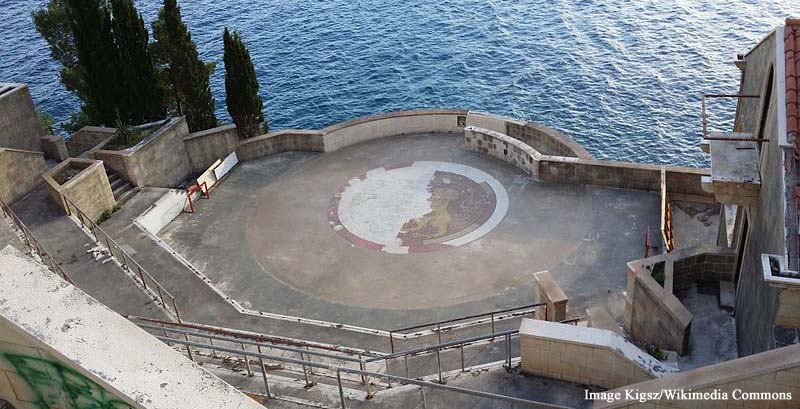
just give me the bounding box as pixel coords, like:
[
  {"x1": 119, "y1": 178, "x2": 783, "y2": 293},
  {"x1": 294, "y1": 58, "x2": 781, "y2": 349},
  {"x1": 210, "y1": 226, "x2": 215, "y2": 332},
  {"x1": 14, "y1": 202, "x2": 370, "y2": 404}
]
[
  {"x1": 64, "y1": 0, "x2": 120, "y2": 125},
  {"x1": 152, "y1": 0, "x2": 217, "y2": 132},
  {"x1": 110, "y1": 0, "x2": 166, "y2": 124},
  {"x1": 223, "y1": 27, "x2": 267, "y2": 139}
]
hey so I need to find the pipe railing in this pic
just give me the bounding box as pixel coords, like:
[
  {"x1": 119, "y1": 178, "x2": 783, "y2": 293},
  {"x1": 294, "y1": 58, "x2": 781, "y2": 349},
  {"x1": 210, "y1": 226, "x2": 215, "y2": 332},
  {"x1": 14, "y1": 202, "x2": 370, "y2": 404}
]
[
  {"x1": 157, "y1": 336, "x2": 569, "y2": 409},
  {"x1": 61, "y1": 195, "x2": 182, "y2": 321},
  {"x1": 0, "y1": 197, "x2": 73, "y2": 284},
  {"x1": 387, "y1": 302, "x2": 545, "y2": 353}
]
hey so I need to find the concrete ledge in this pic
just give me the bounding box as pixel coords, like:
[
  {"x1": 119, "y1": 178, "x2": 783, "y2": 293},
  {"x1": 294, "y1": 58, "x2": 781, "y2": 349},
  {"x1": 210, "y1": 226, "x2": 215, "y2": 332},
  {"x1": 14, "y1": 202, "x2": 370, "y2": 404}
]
[
  {"x1": 595, "y1": 343, "x2": 800, "y2": 408},
  {"x1": 464, "y1": 126, "x2": 541, "y2": 177},
  {"x1": 322, "y1": 109, "x2": 468, "y2": 152},
  {"x1": 40, "y1": 135, "x2": 69, "y2": 161},
  {"x1": 184, "y1": 124, "x2": 239, "y2": 173},
  {"x1": 519, "y1": 319, "x2": 676, "y2": 389},
  {"x1": 533, "y1": 271, "x2": 568, "y2": 321}
]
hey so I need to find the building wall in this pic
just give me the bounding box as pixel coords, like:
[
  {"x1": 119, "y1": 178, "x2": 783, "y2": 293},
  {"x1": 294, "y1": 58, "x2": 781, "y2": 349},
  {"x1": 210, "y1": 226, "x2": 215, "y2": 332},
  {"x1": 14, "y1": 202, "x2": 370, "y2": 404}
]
[
  {"x1": 184, "y1": 125, "x2": 240, "y2": 173},
  {"x1": 0, "y1": 84, "x2": 42, "y2": 153},
  {"x1": 0, "y1": 149, "x2": 46, "y2": 205},
  {"x1": 733, "y1": 30, "x2": 785, "y2": 356}
]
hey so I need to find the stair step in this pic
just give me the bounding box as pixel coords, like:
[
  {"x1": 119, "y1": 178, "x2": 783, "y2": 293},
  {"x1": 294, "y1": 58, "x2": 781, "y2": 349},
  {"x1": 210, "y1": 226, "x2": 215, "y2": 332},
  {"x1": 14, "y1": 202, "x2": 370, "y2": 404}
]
[
  {"x1": 115, "y1": 187, "x2": 139, "y2": 205},
  {"x1": 109, "y1": 177, "x2": 126, "y2": 190},
  {"x1": 112, "y1": 182, "x2": 132, "y2": 198}
]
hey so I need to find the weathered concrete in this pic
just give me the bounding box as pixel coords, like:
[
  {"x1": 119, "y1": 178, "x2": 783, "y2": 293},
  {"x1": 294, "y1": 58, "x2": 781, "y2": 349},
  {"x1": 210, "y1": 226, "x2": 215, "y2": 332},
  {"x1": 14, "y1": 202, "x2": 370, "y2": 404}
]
[
  {"x1": 533, "y1": 271, "x2": 568, "y2": 322},
  {"x1": 39, "y1": 135, "x2": 69, "y2": 161},
  {"x1": 43, "y1": 158, "x2": 116, "y2": 221},
  {"x1": 90, "y1": 117, "x2": 192, "y2": 188},
  {"x1": 236, "y1": 129, "x2": 324, "y2": 161},
  {"x1": 0, "y1": 148, "x2": 45, "y2": 205},
  {"x1": 0, "y1": 246, "x2": 265, "y2": 409},
  {"x1": 0, "y1": 84, "x2": 42, "y2": 152},
  {"x1": 159, "y1": 133, "x2": 661, "y2": 329},
  {"x1": 519, "y1": 319, "x2": 676, "y2": 389},
  {"x1": 184, "y1": 124, "x2": 239, "y2": 173},
  {"x1": 65, "y1": 126, "x2": 116, "y2": 157}
]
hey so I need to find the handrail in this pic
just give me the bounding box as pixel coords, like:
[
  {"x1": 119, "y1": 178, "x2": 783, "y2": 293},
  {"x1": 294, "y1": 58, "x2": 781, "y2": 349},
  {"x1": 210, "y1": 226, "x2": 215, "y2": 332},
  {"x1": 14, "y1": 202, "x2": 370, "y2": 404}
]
[
  {"x1": 0, "y1": 197, "x2": 73, "y2": 284},
  {"x1": 159, "y1": 336, "x2": 569, "y2": 409},
  {"x1": 369, "y1": 330, "x2": 518, "y2": 363},
  {"x1": 61, "y1": 195, "x2": 182, "y2": 321},
  {"x1": 394, "y1": 303, "x2": 545, "y2": 334}
]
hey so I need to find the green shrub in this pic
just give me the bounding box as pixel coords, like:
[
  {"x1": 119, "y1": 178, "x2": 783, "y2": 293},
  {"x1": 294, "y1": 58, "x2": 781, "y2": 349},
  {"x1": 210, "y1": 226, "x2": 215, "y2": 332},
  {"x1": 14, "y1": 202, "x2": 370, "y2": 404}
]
[
  {"x1": 645, "y1": 344, "x2": 666, "y2": 360},
  {"x1": 97, "y1": 204, "x2": 122, "y2": 224}
]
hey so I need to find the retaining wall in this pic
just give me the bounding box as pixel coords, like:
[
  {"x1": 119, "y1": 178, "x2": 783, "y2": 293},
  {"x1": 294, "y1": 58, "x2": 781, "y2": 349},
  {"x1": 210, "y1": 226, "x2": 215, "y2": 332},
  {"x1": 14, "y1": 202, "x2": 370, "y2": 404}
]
[
  {"x1": 322, "y1": 109, "x2": 468, "y2": 152},
  {"x1": 40, "y1": 135, "x2": 69, "y2": 161},
  {"x1": 0, "y1": 148, "x2": 46, "y2": 205},
  {"x1": 91, "y1": 117, "x2": 192, "y2": 188},
  {"x1": 184, "y1": 125, "x2": 239, "y2": 173},
  {"x1": 464, "y1": 126, "x2": 540, "y2": 176},
  {"x1": 595, "y1": 343, "x2": 800, "y2": 408},
  {"x1": 0, "y1": 83, "x2": 43, "y2": 153},
  {"x1": 135, "y1": 190, "x2": 189, "y2": 235},
  {"x1": 65, "y1": 126, "x2": 116, "y2": 157},
  {"x1": 519, "y1": 319, "x2": 675, "y2": 389},
  {"x1": 237, "y1": 130, "x2": 324, "y2": 161},
  {"x1": 673, "y1": 250, "x2": 736, "y2": 293}
]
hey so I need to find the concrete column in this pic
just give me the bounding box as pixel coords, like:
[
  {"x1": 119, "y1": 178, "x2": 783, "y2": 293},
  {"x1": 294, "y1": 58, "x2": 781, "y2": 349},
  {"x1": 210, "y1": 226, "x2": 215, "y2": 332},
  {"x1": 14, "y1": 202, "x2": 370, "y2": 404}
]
[{"x1": 533, "y1": 271, "x2": 568, "y2": 322}]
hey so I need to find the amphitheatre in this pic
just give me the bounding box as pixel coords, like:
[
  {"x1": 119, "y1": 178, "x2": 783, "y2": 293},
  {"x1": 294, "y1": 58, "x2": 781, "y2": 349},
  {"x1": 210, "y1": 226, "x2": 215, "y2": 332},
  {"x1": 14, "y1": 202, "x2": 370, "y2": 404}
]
[{"x1": 1, "y1": 18, "x2": 800, "y2": 409}]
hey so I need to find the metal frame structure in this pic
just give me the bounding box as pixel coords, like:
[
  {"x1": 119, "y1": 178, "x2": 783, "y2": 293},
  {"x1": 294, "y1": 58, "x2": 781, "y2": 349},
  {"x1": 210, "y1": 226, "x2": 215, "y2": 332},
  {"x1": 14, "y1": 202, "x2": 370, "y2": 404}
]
[{"x1": 701, "y1": 93, "x2": 764, "y2": 141}]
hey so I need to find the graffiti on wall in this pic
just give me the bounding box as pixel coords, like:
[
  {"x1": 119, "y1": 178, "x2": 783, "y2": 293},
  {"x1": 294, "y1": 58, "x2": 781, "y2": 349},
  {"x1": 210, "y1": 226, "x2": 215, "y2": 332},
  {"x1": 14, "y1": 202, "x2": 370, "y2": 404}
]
[{"x1": 3, "y1": 354, "x2": 131, "y2": 409}]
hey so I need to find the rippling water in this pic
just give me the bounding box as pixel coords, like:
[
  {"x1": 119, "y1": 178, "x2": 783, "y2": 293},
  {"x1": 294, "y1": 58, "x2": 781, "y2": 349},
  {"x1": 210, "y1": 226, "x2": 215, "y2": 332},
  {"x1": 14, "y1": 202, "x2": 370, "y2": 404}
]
[{"x1": 3, "y1": 1, "x2": 800, "y2": 166}]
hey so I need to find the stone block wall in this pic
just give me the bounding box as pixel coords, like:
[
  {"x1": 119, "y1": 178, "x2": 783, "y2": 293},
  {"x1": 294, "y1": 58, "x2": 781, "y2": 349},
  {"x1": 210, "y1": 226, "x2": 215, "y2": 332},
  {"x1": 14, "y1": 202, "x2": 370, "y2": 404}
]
[
  {"x1": 184, "y1": 124, "x2": 239, "y2": 173},
  {"x1": 39, "y1": 135, "x2": 69, "y2": 161},
  {"x1": 595, "y1": 343, "x2": 800, "y2": 408},
  {"x1": 65, "y1": 126, "x2": 116, "y2": 157},
  {"x1": 0, "y1": 148, "x2": 46, "y2": 205},
  {"x1": 519, "y1": 319, "x2": 675, "y2": 389},
  {"x1": 673, "y1": 251, "x2": 736, "y2": 293},
  {"x1": 237, "y1": 130, "x2": 324, "y2": 161},
  {"x1": 464, "y1": 126, "x2": 539, "y2": 176},
  {"x1": 0, "y1": 84, "x2": 43, "y2": 153},
  {"x1": 90, "y1": 118, "x2": 192, "y2": 188},
  {"x1": 626, "y1": 259, "x2": 693, "y2": 355},
  {"x1": 43, "y1": 159, "x2": 115, "y2": 221}
]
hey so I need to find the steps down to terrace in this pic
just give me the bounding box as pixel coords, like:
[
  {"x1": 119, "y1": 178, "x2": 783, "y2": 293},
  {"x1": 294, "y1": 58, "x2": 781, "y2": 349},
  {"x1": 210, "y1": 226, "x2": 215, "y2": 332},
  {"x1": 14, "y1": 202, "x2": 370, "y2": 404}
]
[{"x1": 106, "y1": 168, "x2": 138, "y2": 204}]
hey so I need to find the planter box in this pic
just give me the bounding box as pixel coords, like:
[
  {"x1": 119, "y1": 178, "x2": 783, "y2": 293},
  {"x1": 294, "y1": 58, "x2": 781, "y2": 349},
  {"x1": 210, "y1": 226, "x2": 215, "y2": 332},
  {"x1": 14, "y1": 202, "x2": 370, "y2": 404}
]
[{"x1": 43, "y1": 158, "x2": 115, "y2": 221}]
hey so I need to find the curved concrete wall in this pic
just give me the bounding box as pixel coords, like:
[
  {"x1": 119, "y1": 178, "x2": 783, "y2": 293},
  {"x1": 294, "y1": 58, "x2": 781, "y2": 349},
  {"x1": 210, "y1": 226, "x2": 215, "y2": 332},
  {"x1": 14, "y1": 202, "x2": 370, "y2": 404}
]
[
  {"x1": 465, "y1": 126, "x2": 541, "y2": 176},
  {"x1": 466, "y1": 111, "x2": 591, "y2": 159},
  {"x1": 322, "y1": 109, "x2": 468, "y2": 152}
]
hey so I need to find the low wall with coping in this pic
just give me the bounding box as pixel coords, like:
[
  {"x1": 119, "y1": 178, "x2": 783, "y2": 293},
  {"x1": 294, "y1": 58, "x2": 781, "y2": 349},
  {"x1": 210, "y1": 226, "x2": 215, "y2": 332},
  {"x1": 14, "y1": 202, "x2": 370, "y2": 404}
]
[
  {"x1": 66, "y1": 126, "x2": 116, "y2": 157},
  {"x1": 0, "y1": 148, "x2": 46, "y2": 205},
  {"x1": 90, "y1": 117, "x2": 192, "y2": 188},
  {"x1": 466, "y1": 111, "x2": 591, "y2": 159},
  {"x1": 519, "y1": 319, "x2": 675, "y2": 389},
  {"x1": 673, "y1": 248, "x2": 736, "y2": 293},
  {"x1": 464, "y1": 126, "x2": 540, "y2": 176},
  {"x1": 595, "y1": 343, "x2": 800, "y2": 408},
  {"x1": 237, "y1": 130, "x2": 324, "y2": 161},
  {"x1": 40, "y1": 135, "x2": 69, "y2": 161},
  {"x1": 184, "y1": 125, "x2": 239, "y2": 173},
  {"x1": 43, "y1": 158, "x2": 115, "y2": 221},
  {"x1": 626, "y1": 255, "x2": 693, "y2": 355},
  {"x1": 322, "y1": 109, "x2": 468, "y2": 152},
  {"x1": 135, "y1": 189, "x2": 189, "y2": 235}
]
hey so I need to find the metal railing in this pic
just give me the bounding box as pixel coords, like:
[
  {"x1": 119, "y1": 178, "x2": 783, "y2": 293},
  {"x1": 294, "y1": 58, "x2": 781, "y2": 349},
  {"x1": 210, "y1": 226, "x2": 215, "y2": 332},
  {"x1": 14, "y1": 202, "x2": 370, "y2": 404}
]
[
  {"x1": 0, "y1": 197, "x2": 73, "y2": 284},
  {"x1": 155, "y1": 332, "x2": 569, "y2": 409},
  {"x1": 701, "y1": 93, "x2": 763, "y2": 141},
  {"x1": 61, "y1": 195, "x2": 182, "y2": 321},
  {"x1": 387, "y1": 303, "x2": 545, "y2": 353}
]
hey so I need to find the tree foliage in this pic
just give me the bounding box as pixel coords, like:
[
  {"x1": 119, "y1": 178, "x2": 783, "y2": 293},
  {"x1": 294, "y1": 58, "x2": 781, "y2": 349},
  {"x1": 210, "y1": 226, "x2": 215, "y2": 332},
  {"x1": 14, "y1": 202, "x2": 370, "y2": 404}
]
[
  {"x1": 223, "y1": 27, "x2": 266, "y2": 139},
  {"x1": 152, "y1": 0, "x2": 217, "y2": 132}
]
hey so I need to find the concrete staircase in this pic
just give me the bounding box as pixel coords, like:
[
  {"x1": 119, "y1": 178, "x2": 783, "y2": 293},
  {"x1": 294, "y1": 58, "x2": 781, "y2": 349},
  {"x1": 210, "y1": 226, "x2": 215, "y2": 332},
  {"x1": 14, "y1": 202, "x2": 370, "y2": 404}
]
[{"x1": 106, "y1": 169, "x2": 138, "y2": 204}]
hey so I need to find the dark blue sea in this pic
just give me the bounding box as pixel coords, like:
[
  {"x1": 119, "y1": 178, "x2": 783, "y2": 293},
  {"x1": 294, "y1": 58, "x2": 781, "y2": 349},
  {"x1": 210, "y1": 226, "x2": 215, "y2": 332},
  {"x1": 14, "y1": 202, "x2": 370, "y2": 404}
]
[{"x1": 3, "y1": 1, "x2": 800, "y2": 166}]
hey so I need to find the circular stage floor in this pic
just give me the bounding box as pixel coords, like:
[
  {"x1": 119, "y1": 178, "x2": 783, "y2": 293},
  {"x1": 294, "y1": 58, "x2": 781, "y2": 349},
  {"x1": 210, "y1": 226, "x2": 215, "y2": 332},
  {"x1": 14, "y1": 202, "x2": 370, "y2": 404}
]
[{"x1": 161, "y1": 133, "x2": 660, "y2": 327}]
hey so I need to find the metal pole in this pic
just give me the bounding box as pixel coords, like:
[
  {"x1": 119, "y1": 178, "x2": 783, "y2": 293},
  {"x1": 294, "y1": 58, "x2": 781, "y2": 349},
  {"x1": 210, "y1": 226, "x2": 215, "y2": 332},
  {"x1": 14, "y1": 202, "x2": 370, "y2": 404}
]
[
  {"x1": 208, "y1": 335, "x2": 217, "y2": 358},
  {"x1": 436, "y1": 348, "x2": 443, "y2": 384},
  {"x1": 242, "y1": 343, "x2": 253, "y2": 376},
  {"x1": 389, "y1": 332, "x2": 395, "y2": 354},
  {"x1": 306, "y1": 346, "x2": 314, "y2": 375},
  {"x1": 337, "y1": 368, "x2": 347, "y2": 409},
  {"x1": 460, "y1": 345, "x2": 465, "y2": 372},
  {"x1": 160, "y1": 323, "x2": 171, "y2": 346},
  {"x1": 358, "y1": 356, "x2": 366, "y2": 384},
  {"x1": 505, "y1": 334, "x2": 511, "y2": 370},
  {"x1": 437, "y1": 324, "x2": 442, "y2": 345},
  {"x1": 299, "y1": 352, "x2": 310, "y2": 386},
  {"x1": 491, "y1": 312, "x2": 495, "y2": 334},
  {"x1": 404, "y1": 356, "x2": 409, "y2": 378},
  {"x1": 137, "y1": 264, "x2": 147, "y2": 289},
  {"x1": 172, "y1": 298, "x2": 182, "y2": 323},
  {"x1": 256, "y1": 346, "x2": 272, "y2": 399},
  {"x1": 421, "y1": 386, "x2": 427, "y2": 409},
  {"x1": 385, "y1": 360, "x2": 392, "y2": 388}
]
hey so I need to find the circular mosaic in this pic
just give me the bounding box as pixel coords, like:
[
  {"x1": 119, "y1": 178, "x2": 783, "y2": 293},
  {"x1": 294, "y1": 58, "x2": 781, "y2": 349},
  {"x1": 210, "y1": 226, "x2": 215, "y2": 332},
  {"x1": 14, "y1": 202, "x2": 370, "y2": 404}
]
[{"x1": 328, "y1": 161, "x2": 509, "y2": 254}]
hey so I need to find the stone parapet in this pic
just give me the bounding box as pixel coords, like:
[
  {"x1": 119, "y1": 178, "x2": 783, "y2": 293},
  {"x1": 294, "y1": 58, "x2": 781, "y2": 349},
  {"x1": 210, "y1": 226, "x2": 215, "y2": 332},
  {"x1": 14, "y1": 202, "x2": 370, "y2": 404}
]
[
  {"x1": 533, "y1": 271, "x2": 568, "y2": 322},
  {"x1": 237, "y1": 129, "x2": 324, "y2": 161},
  {"x1": 0, "y1": 148, "x2": 46, "y2": 205}
]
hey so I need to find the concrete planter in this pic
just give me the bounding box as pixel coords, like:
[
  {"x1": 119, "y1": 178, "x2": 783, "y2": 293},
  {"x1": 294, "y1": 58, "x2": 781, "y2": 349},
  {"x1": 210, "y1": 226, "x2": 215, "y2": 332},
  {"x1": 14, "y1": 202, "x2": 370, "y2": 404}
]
[{"x1": 43, "y1": 158, "x2": 115, "y2": 221}]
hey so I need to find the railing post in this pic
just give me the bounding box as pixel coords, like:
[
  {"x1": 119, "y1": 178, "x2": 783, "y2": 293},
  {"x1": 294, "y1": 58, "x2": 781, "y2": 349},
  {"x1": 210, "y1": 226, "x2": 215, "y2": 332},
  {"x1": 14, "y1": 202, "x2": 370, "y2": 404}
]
[
  {"x1": 136, "y1": 264, "x2": 147, "y2": 289},
  {"x1": 358, "y1": 355, "x2": 366, "y2": 384},
  {"x1": 299, "y1": 352, "x2": 311, "y2": 386},
  {"x1": 436, "y1": 348, "x2": 443, "y2": 384},
  {"x1": 242, "y1": 343, "x2": 253, "y2": 377},
  {"x1": 208, "y1": 334, "x2": 217, "y2": 358},
  {"x1": 460, "y1": 345, "x2": 465, "y2": 372},
  {"x1": 420, "y1": 386, "x2": 427, "y2": 409},
  {"x1": 257, "y1": 346, "x2": 272, "y2": 399},
  {"x1": 156, "y1": 286, "x2": 166, "y2": 308},
  {"x1": 505, "y1": 334, "x2": 511, "y2": 371},
  {"x1": 385, "y1": 360, "x2": 392, "y2": 388},
  {"x1": 337, "y1": 368, "x2": 347, "y2": 409},
  {"x1": 404, "y1": 356, "x2": 409, "y2": 378},
  {"x1": 490, "y1": 312, "x2": 495, "y2": 334},
  {"x1": 306, "y1": 346, "x2": 314, "y2": 375},
  {"x1": 172, "y1": 298, "x2": 182, "y2": 323},
  {"x1": 389, "y1": 331, "x2": 395, "y2": 354}
]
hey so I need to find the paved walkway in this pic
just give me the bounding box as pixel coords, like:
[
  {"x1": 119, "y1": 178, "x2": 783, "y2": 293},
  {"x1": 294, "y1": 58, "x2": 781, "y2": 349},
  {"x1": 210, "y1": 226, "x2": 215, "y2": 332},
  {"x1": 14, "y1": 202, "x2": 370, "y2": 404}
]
[{"x1": 11, "y1": 185, "x2": 169, "y2": 320}]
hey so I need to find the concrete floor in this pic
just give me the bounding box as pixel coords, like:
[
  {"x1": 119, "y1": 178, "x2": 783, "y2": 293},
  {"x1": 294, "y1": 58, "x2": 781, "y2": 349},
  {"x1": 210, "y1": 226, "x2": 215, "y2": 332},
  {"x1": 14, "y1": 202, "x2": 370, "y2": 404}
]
[
  {"x1": 670, "y1": 201, "x2": 721, "y2": 250},
  {"x1": 160, "y1": 133, "x2": 660, "y2": 330},
  {"x1": 676, "y1": 284, "x2": 738, "y2": 370}
]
